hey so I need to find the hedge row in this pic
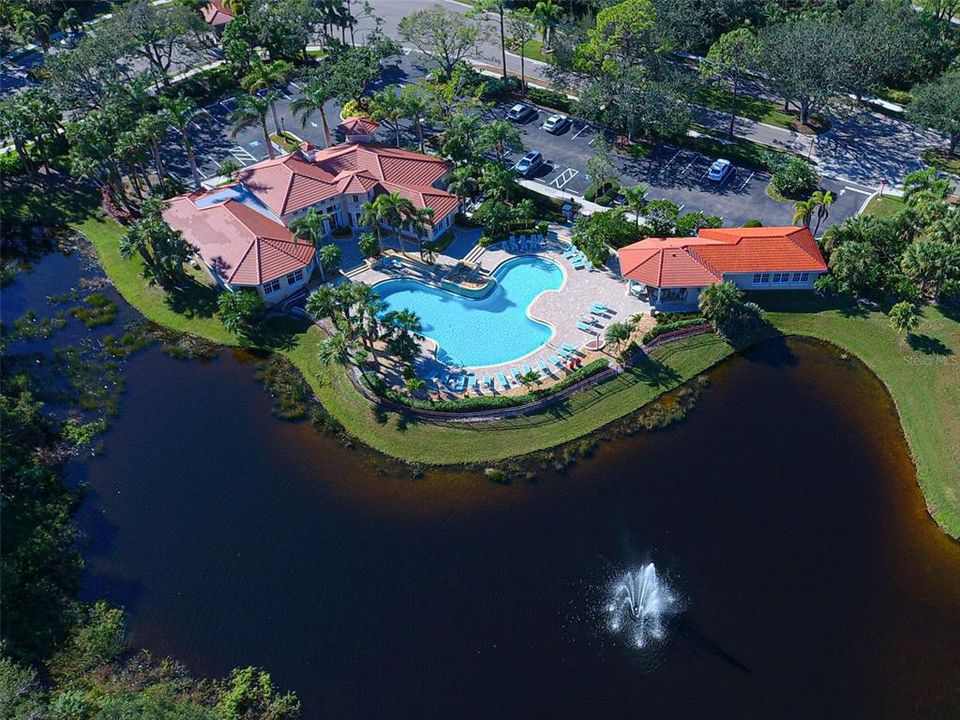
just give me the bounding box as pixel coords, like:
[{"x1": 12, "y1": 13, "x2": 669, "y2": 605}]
[
  {"x1": 368, "y1": 358, "x2": 611, "y2": 413},
  {"x1": 641, "y1": 318, "x2": 707, "y2": 344},
  {"x1": 526, "y1": 87, "x2": 573, "y2": 113}
]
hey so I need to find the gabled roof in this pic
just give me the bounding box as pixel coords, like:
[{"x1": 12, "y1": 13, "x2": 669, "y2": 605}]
[
  {"x1": 234, "y1": 144, "x2": 457, "y2": 225},
  {"x1": 163, "y1": 195, "x2": 314, "y2": 286},
  {"x1": 202, "y1": 0, "x2": 234, "y2": 26},
  {"x1": 236, "y1": 153, "x2": 341, "y2": 216},
  {"x1": 618, "y1": 226, "x2": 827, "y2": 288},
  {"x1": 337, "y1": 117, "x2": 380, "y2": 135}
]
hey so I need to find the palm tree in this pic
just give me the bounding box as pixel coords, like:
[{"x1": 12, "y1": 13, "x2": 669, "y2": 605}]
[
  {"x1": 230, "y1": 93, "x2": 276, "y2": 160},
  {"x1": 136, "y1": 114, "x2": 169, "y2": 182},
  {"x1": 369, "y1": 86, "x2": 405, "y2": 147},
  {"x1": 291, "y1": 76, "x2": 334, "y2": 148},
  {"x1": 810, "y1": 190, "x2": 834, "y2": 235},
  {"x1": 159, "y1": 95, "x2": 204, "y2": 188},
  {"x1": 16, "y1": 11, "x2": 52, "y2": 52},
  {"x1": 447, "y1": 166, "x2": 479, "y2": 210},
  {"x1": 605, "y1": 321, "x2": 635, "y2": 352},
  {"x1": 793, "y1": 198, "x2": 815, "y2": 228},
  {"x1": 359, "y1": 198, "x2": 388, "y2": 255},
  {"x1": 401, "y1": 84, "x2": 430, "y2": 152},
  {"x1": 518, "y1": 369, "x2": 542, "y2": 390},
  {"x1": 376, "y1": 192, "x2": 419, "y2": 254},
  {"x1": 507, "y1": 8, "x2": 538, "y2": 90},
  {"x1": 888, "y1": 301, "x2": 921, "y2": 335},
  {"x1": 480, "y1": 163, "x2": 516, "y2": 202},
  {"x1": 317, "y1": 332, "x2": 355, "y2": 366},
  {"x1": 622, "y1": 185, "x2": 649, "y2": 227},
  {"x1": 242, "y1": 60, "x2": 294, "y2": 136},
  {"x1": 290, "y1": 207, "x2": 332, "y2": 247},
  {"x1": 440, "y1": 113, "x2": 483, "y2": 164},
  {"x1": 533, "y1": 1, "x2": 563, "y2": 48},
  {"x1": 306, "y1": 284, "x2": 340, "y2": 324},
  {"x1": 478, "y1": 119, "x2": 522, "y2": 163}
]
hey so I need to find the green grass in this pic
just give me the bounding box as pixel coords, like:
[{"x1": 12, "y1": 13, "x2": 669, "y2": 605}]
[
  {"x1": 758, "y1": 292, "x2": 960, "y2": 539},
  {"x1": 74, "y1": 209, "x2": 960, "y2": 537},
  {"x1": 694, "y1": 86, "x2": 830, "y2": 135},
  {"x1": 682, "y1": 125, "x2": 799, "y2": 171},
  {"x1": 921, "y1": 148, "x2": 960, "y2": 176},
  {"x1": 522, "y1": 39, "x2": 548, "y2": 63},
  {"x1": 862, "y1": 195, "x2": 906, "y2": 218}
]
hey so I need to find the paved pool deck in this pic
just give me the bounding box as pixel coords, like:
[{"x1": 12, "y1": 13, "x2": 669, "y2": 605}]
[{"x1": 348, "y1": 224, "x2": 652, "y2": 397}]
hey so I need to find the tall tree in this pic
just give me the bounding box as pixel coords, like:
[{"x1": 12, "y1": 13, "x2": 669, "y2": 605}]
[
  {"x1": 908, "y1": 72, "x2": 960, "y2": 156},
  {"x1": 368, "y1": 86, "x2": 405, "y2": 147},
  {"x1": 242, "y1": 59, "x2": 294, "y2": 136},
  {"x1": 702, "y1": 28, "x2": 755, "y2": 138},
  {"x1": 291, "y1": 75, "x2": 335, "y2": 148},
  {"x1": 160, "y1": 95, "x2": 205, "y2": 188},
  {"x1": 400, "y1": 84, "x2": 431, "y2": 152},
  {"x1": 478, "y1": 119, "x2": 523, "y2": 162},
  {"x1": 473, "y1": 0, "x2": 508, "y2": 78},
  {"x1": 506, "y1": 8, "x2": 538, "y2": 90},
  {"x1": 533, "y1": 1, "x2": 563, "y2": 48},
  {"x1": 229, "y1": 93, "x2": 277, "y2": 160},
  {"x1": 397, "y1": 6, "x2": 492, "y2": 79}
]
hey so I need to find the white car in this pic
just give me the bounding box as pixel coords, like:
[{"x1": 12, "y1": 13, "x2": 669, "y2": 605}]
[
  {"x1": 507, "y1": 103, "x2": 538, "y2": 123},
  {"x1": 513, "y1": 151, "x2": 544, "y2": 177},
  {"x1": 542, "y1": 114, "x2": 570, "y2": 134},
  {"x1": 707, "y1": 158, "x2": 734, "y2": 182}
]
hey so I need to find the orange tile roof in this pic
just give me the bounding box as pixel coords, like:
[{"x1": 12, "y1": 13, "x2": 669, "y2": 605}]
[
  {"x1": 618, "y1": 226, "x2": 827, "y2": 288},
  {"x1": 202, "y1": 0, "x2": 234, "y2": 25},
  {"x1": 337, "y1": 117, "x2": 380, "y2": 135},
  {"x1": 235, "y1": 144, "x2": 457, "y2": 225},
  {"x1": 163, "y1": 197, "x2": 314, "y2": 286}
]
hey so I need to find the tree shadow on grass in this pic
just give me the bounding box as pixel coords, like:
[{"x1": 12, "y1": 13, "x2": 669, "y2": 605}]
[
  {"x1": 164, "y1": 276, "x2": 219, "y2": 319},
  {"x1": 241, "y1": 316, "x2": 307, "y2": 352},
  {"x1": 629, "y1": 356, "x2": 683, "y2": 389},
  {"x1": 907, "y1": 333, "x2": 953, "y2": 356}
]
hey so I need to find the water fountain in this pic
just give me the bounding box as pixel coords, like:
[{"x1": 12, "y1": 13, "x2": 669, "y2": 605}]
[{"x1": 604, "y1": 563, "x2": 677, "y2": 648}]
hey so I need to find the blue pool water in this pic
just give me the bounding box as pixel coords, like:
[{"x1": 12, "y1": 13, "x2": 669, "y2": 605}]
[{"x1": 374, "y1": 256, "x2": 564, "y2": 367}]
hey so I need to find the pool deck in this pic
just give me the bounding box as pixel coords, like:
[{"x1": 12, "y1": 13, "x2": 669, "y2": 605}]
[{"x1": 347, "y1": 224, "x2": 652, "y2": 397}]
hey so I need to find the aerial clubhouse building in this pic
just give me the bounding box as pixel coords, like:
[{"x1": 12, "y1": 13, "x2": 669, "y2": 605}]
[
  {"x1": 163, "y1": 141, "x2": 459, "y2": 304},
  {"x1": 618, "y1": 226, "x2": 828, "y2": 308}
]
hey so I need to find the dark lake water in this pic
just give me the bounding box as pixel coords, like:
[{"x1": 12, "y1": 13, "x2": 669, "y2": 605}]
[
  {"x1": 69, "y1": 336, "x2": 960, "y2": 718},
  {"x1": 7, "y1": 249, "x2": 957, "y2": 718}
]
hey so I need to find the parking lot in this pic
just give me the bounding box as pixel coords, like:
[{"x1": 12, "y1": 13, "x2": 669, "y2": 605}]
[{"x1": 495, "y1": 102, "x2": 873, "y2": 231}]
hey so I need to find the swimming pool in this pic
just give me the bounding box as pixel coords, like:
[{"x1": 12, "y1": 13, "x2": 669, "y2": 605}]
[{"x1": 374, "y1": 256, "x2": 564, "y2": 367}]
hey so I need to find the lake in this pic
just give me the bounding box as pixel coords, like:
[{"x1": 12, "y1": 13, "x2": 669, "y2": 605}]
[{"x1": 70, "y1": 335, "x2": 960, "y2": 718}]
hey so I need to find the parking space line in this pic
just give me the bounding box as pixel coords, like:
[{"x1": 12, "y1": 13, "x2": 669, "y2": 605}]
[
  {"x1": 229, "y1": 146, "x2": 257, "y2": 164},
  {"x1": 738, "y1": 171, "x2": 755, "y2": 191},
  {"x1": 843, "y1": 185, "x2": 872, "y2": 196},
  {"x1": 289, "y1": 81, "x2": 301, "y2": 90},
  {"x1": 662, "y1": 149, "x2": 683, "y2": 170},
  {"x1": 550, "y1": 168, "x2": 579, "y2": 190},
  {"x1": 571, "y1": 124, "x2": 591, "y2": 140},
  {"x1": 679, "y1": 157, "x2": 698, "y2": 176}
]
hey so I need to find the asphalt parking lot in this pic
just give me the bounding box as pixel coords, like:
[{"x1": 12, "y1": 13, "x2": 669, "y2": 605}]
[{"x1": 496, "y1": 102, "x2": 873, "y2": 231}]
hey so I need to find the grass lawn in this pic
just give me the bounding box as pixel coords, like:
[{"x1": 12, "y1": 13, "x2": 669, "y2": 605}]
[
  {"x1": 522, "y1": 39, "x2": 548, "y2": 63},
  {"x1": 694, "y1": 86, "x2": 830, "y2": 135},
  {"x1": 862, "y1": 195, "x2": 906, "y2": 218},
  {"x1": 921, "y1": 148, "x2": 960, "y2": 176},
  {"x1": 74, "y1": 209, "x2": 960, "y2": 538}
]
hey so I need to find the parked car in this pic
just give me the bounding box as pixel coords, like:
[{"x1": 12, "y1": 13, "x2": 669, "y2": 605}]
[
  {"x1": 507, "y1": 103, "x2": 538, "y2": 123},
  {"x1": 513, "y1": 150, "x2": 544, "y2": 177},
  {"x1": 706, "y1": 158, "x2": 734, "y2": 182},
  {"x1": 542, "y1": 114, "x2": 570, "y2": 134}
]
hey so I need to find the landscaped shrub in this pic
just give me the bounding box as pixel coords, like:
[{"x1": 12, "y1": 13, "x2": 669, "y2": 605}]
[
  {"x1": 584, "y1": 179, "x2": 620, "y2": 203},
  {"x1": 0, "y1": 150, "x2": 24, "y2": 178},
  {"x1": 764, "y1": 153, "x2": 819, "y2": 199},
  {"x1": 642, "y1": 318, "x2": 707, "y2": 344},
  {"x1": 376, "y1": 359, "x2": 610, "y2": 412},
  {"x1": 527, "y1": 87, "x2": 572, "y2": 112},
  {"x1": 482, "y1": 74, "x2": 521, "y2": 99},
  {"x1": 743, "y1": 218, "x2": 763, "y2": 227}
]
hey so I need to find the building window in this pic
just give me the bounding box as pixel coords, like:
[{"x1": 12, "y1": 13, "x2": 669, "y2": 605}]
[
  {"x1": 760, "y1": 273, "x2": 770, "y2": 283},
  {"x1": 263, "y1": 279, "x2": 281, "y2": 294},
  {"x1": 286, "y1": 269, "x2": 303, "y2": 285},
  {"x1": 800, "y1": 272, "x2": 809, "y2": 282},
  {"x1": 792, "y1": 272, "x2": 802, "y2": 282},
  {"x1": 753, "y1": 273, "x2": 762, "y2": 284},
  {"x1": 352, "y1": 195, "x2": 358, "y2": 203}
]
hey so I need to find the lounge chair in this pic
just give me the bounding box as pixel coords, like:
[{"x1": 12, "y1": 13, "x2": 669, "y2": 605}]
[
  {"x1": 537, "y1": 359, "x2": 550, "y2": 373},
  {"x1": 589, "y1": 304, "x2": 605, "y2": 315},
  {"x1": 563, "y1": 246, "x2": 579, "y2": 258},
  {"x1": 483, "y1": 375, "x2": 493, "y2": 388},
  {"x1": 571, "y1": 258, "x2": 587, "y2": 270},
  {"x1": 467, "y1": 375, "x2": 477, "y2": 391},
  {"x1": 511, "y1": 367, "x2": 522, "y2": 380},
  {"x1": 454, "y1": 375, "x2": 467, "y2": 392},
  {"x1": 549, "y1": 355, "x2": 563, "y2": 366},
  {"x1": 557, "y1": 346, "x2": 570, "y2": 357},
  {"x1": 577, "y1": 321, "x2": 593, "y2": 332},
  {"x1": 496, "y1": 371, "x2": 509, "y2": 388},
  {"x1": 521, "y1": 363, "x2": 532, "y2": 375},
  {"x1": 561, "y1": 342, "x2": 576, "y2": 352}
]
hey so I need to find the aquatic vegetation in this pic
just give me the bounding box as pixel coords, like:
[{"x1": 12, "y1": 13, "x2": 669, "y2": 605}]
[
  {"x1": 68, "y1": 293, "x2": 117, "y2": 328},
  {"x1": 10, "y1": 309, "x2": 69, "y2": 339}
]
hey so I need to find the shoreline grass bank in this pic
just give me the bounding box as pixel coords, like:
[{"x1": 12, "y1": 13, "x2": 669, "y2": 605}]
[{"x1": 77, "y1": 214, "x2": 960, "y2": 538}]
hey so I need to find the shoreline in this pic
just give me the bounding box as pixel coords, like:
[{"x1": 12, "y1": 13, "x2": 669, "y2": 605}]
[{"x1": 76, "y1": 215, "x2": 960, "y2": 539}]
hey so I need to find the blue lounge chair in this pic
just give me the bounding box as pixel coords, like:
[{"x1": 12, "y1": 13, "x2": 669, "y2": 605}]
[
  {"x1": 577, "y1": 321, "x2": 593, "y2": 332},
  {"x1": 563, "y1": 246, "x2": 579, "y2": 258},
  {"x1": 571, "y1": 258, "x2": 587, "y2": 269},
  {"x1": 561, "y1": 342, "x2": 576, "y2": 352},
  {"x1": 483, "y1": 375, "x2": 493, "y2": 388},
  {"x1": 496, "y1": 371, "x2": 509, "y2": 388},
  {"x1": 454, "y1": 375, "x2": 467, "y2": 392},
  {"x1": 557, "y1": 346, "x2": 570, "y2": 357},
  {"x1": 591, "y1": 301, "x2": 607, "y2": 313},
  {"x1": 537, "y1": 359, "x2": 549, "y2": 373},
  {"x1": 521, "y1": 364, "x2": 532, "y2": 375},
  {"x1": 511, "y1": 367, "x2": 522, "y2": 380},
  {"x1": 549, "y1": 355, "x2": 563, "y2": 366},
  {"x1": 467, "y1": 375, "x2": 477, "y2": 391}
]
